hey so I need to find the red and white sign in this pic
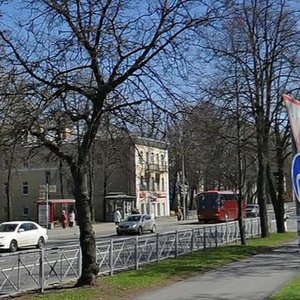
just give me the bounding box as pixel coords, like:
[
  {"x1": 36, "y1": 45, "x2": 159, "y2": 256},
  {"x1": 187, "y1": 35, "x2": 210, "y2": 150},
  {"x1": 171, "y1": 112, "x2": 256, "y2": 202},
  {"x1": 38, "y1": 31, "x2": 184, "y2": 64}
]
[{"x1": 283, "y1": 94, "x2": 300, "y2": 151}]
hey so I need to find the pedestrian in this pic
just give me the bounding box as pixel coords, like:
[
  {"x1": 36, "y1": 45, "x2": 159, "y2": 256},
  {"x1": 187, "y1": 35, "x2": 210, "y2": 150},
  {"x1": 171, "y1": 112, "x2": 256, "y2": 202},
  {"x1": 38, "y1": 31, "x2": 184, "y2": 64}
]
[
  {"x1": 177, "y1": 207, "x2": 182, "y2": 221},
  {"x1": 69, "y1": 210, "x2": 76, "y2": 227},
  {"x1": 61, "y1": 210, "x2": 68, "y2": 229},
  {"x1": 114, "y1": 208, "x2": 122, "y2": 226}
]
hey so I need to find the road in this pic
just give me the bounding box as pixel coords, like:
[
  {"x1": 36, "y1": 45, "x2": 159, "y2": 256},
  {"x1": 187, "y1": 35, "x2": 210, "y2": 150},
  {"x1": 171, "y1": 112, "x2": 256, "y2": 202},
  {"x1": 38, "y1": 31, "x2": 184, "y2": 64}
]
[
  {"x1": 46, "y1": 217, "x2": 202, "y2": 247},
  {"x1": 46, "y1": 215, "x2": 297, "y2": 248}
]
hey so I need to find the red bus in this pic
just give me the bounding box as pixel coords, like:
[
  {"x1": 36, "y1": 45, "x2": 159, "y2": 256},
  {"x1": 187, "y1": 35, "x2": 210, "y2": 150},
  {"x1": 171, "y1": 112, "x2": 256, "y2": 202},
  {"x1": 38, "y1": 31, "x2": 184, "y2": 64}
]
[{"x1": 195, "y1": 190, "x2": 245, "y2": 223}]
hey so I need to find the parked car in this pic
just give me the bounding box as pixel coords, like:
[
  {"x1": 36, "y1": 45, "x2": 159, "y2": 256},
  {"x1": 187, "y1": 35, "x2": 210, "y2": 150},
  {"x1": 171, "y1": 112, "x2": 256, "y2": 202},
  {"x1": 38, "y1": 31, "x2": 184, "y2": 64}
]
[
  {"x1": 0, "y1": 221, "x2": 48, "y2": 252},
  {"x1": 246, "y1": 204, "x2": 260, "y2": 217},
  {"x1": 116, "y1": 214, "x2": 156, "y2": 235}
]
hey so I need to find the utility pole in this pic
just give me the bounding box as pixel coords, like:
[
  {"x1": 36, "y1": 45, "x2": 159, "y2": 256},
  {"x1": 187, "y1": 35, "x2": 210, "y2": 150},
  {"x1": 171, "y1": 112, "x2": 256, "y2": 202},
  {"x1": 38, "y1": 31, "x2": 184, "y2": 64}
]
[
  {"x1": 45, "y1": 171, "x2": 50, "y2": 230},
  {"x1": 182, "y1": 153, "x2": 186, "y2": 220}
]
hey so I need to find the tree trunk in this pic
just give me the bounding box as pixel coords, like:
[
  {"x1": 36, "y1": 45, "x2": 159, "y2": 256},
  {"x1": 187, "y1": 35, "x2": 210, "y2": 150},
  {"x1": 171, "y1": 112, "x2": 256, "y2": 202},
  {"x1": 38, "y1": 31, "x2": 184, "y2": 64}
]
[
  {"x1": 266, "y1": 162, "x2": 285, "y2": 233},
  {"x1": 237, "y1": 194, "x2": 246, "y2": 245},
  {"x1": 257, "y1": 144, "x2": 270, "y2": 238},
  {"x1": 71, "y1": 164, "x2": 99, "y2": 286}
]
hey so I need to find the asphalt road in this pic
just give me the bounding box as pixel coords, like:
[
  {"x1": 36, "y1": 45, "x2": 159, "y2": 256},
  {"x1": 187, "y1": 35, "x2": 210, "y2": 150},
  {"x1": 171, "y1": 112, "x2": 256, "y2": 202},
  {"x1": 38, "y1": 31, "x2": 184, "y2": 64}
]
[
  {"x1": 46, "y1": 217, "x2": 203, "y2": 247},
  {"x1": 46, "y1": 215, "x2": 297, "y2": 248}
]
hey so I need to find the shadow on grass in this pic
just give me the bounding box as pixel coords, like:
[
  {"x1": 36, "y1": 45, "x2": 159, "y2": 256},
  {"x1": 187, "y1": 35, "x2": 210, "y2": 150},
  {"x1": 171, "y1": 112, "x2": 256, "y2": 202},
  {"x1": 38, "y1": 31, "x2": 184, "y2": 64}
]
[{"x1": 112, "y1": 244, "x2": 271, "y2": 286}]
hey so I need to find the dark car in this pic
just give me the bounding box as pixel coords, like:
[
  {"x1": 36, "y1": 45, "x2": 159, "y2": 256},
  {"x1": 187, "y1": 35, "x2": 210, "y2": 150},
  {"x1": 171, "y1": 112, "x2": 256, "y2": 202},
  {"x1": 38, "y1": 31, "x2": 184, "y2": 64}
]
[
  {"x1": 116, "y1": 214, "x2": 156, "y2": 235},
  {"x1": 246, "y1": 204, "x2": 260, "y2": 217}
]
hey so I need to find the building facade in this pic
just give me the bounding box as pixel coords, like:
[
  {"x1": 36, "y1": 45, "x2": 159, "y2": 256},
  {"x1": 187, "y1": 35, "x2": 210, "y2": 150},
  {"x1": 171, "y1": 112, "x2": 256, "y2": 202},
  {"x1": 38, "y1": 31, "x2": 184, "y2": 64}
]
[{"x1": 0, "y1": 136, "x2": 170, "y2": 223}]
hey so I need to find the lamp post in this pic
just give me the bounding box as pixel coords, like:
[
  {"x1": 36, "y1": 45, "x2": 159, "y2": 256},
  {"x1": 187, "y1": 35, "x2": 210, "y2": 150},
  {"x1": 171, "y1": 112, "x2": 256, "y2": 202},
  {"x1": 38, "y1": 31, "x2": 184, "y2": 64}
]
[
  {"x1": 45, "y1": 171, "x2": 51, "y2": 230},
  {"x1": 182, "y1": 154, "x2": 186, "y2": 220}
]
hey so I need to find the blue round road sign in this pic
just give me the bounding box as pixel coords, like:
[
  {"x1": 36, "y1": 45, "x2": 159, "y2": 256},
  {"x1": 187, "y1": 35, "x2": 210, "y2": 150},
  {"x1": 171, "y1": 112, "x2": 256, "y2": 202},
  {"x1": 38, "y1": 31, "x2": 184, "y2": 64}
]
[{"x1": 292, "y1": 153, "x2": 300, "y2": 202}]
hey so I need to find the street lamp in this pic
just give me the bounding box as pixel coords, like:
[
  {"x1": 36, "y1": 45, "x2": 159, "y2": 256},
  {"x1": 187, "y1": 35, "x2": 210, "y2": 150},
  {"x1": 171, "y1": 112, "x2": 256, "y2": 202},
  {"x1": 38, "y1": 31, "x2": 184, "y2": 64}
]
[{"x1": 45, "y1": 171, "x2": 51, "y2": 230}]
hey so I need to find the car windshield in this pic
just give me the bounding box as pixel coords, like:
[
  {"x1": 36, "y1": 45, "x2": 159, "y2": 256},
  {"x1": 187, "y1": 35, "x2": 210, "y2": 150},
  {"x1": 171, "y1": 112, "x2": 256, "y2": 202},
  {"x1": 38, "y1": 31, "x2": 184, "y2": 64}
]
[
  {"x1": 0, "y1": 224, "x2": 18, "y2": 232},
  {"x1": 126, "y1": 216, "x2": 141, "y2": 222}
]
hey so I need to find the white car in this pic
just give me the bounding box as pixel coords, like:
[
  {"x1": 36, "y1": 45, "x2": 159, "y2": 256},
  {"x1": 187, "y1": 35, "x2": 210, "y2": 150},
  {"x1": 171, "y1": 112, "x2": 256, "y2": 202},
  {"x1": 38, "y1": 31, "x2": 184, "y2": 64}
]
[
  {"x1": 0, "y1": 221, "x2": 48, "y2": 252},
  {"x1": 246, "y1": 204, "x2": 260, "y2": 217}
]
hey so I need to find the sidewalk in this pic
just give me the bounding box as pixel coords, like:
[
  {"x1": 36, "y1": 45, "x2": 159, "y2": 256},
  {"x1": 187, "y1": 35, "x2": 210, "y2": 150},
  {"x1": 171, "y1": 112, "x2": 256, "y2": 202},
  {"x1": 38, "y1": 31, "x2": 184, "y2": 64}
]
[{"x1": 134, "y1": 241, "x2": 300, "y2": 300}]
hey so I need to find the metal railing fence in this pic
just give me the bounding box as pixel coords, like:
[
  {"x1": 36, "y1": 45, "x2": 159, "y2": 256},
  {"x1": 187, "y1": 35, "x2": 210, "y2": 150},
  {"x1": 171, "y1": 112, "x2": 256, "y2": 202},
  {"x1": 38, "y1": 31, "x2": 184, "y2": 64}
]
[{"x1": 0, "y1": 217, "x2": 271, "y2": 298}]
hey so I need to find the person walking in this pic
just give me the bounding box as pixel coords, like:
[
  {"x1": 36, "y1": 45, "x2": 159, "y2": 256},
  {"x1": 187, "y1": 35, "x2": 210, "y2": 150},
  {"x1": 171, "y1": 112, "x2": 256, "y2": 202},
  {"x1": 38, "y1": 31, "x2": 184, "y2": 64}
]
[
  {"x1": 114, "y1": 208, "x2": 122, "y2": 226},
  {"x1": 61, "y1": 210, "x2": 68, "y2": 229},
  {"x1": 69, "y1": 210, "x2": 76, "y2": 227}
]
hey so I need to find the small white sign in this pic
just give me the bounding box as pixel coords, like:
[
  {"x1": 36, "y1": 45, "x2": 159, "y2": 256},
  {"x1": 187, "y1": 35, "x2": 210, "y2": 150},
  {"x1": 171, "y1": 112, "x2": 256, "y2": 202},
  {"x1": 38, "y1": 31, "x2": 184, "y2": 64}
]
[{"x1": 49, "y1": 185, "x2": 57, "y2": 193}]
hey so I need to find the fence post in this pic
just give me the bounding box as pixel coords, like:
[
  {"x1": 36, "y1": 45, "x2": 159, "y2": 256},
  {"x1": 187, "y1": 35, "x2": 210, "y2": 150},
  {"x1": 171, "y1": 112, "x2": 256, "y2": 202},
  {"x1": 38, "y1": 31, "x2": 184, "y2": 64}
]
[
  {"x1": 17, "y1": 254, "x2": 21, "y2": 291},
  {"x1": 175, "y1": 231, "x2": 178, "y2": 258},
  {"x1": 60, "y1": 249, "x2": 63, "y2": 280},
  {"x1": 110, "y1": 239, "x2": 114, "y2": 276},
  {"x1": 156, "y1": 233, "x2": 160, "y2": 263},
  {"x1": 39, "y1": 249, "x2": 45, "y2": 293},
  {"x1": 226, "y1": 223, "x2": 228, "y2": 245},
  {"x1": 77, "y1": 246, "x2": 82, "y2": 277},
  {"x1": 215, "y1": 226, "x2": 218, "y2": 247},
  {"x1": 135, "y1": 236, "x2": 139, "y2": 270},
  {"x1": 190, "y1": 229, "x2": 194, "y2": 252},
  {"x1": 203, "y1": 227, "x2": 206, "y2": 250}
]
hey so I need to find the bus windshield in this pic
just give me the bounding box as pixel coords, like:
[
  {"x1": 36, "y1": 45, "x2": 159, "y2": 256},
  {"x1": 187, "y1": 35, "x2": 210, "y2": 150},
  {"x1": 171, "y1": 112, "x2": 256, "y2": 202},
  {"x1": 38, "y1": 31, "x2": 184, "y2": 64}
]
[{"x1": 197, "y1": 193, "x2": 219, "y2": 209}]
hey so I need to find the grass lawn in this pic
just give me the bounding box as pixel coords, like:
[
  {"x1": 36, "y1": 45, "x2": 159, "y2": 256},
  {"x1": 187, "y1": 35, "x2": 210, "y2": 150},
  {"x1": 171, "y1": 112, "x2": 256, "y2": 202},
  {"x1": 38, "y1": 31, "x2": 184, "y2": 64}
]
[
  {"x1": 15, "y1": 232, "x2": 296, "y2": 300},
  {"x1": 270, "y1": 275, "x2": 300, "y2": 300}
]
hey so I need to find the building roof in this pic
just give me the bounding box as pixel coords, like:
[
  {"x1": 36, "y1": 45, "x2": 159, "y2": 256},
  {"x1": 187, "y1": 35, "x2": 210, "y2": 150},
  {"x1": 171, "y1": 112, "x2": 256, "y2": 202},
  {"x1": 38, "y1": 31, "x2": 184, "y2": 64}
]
[{"x1": 37, "y1": 199, "x2": 76, "y2": 204}]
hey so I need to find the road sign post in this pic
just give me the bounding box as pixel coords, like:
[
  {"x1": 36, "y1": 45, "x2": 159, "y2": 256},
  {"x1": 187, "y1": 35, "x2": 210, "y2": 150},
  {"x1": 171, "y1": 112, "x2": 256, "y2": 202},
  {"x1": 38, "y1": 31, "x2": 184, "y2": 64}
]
[
  {"x1": 292, "y1": 153, "x2": 300, "y2": 248},
  {"x1": 284, "y1": 94, "x2": 300, "y2": 249}
]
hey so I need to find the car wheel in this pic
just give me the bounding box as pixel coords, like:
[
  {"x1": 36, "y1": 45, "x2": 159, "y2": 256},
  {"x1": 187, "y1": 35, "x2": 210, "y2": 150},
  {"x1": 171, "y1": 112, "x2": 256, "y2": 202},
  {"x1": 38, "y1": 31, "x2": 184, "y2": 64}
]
[
  {"x1": 138, "y1": 226, "x2": 143, "y2": 235},
  {"x1": 151, "y1": 224, "x2": 156, "y2": 233},
  {"x1": 37, "y1": 237, "x2": 45, "y2": 248},
  {"x1": 9, "y1": 240, "x2": 18, "y2": 252},
  {"x1": 116, "y1": 230, "x2": 121, "y2": 235}
]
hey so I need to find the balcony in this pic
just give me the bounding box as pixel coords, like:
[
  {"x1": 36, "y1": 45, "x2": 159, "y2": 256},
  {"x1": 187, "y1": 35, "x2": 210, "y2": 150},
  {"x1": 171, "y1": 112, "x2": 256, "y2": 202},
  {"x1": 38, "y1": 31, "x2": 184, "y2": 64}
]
[{"x1": 145, "y1": 164, "x2": 168, "y2": 173}]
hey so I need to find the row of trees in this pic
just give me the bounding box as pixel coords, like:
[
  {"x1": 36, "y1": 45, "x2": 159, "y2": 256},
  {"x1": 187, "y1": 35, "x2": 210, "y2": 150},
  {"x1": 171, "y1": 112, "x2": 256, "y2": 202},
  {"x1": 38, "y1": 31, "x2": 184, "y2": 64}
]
[
  {"x1": 0, "y1": 0, "x2": 298, "y2": 286},
  {"x1": 169, "y1": 0, "x2": 299, "y2": 239}
]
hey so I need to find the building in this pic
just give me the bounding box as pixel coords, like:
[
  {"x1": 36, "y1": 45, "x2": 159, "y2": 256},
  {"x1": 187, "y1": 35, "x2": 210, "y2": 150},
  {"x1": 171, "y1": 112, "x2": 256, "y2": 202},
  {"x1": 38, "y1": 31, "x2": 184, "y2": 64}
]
[{"x1": 0, "y1": 136, "x2": 170, "y2": 223}]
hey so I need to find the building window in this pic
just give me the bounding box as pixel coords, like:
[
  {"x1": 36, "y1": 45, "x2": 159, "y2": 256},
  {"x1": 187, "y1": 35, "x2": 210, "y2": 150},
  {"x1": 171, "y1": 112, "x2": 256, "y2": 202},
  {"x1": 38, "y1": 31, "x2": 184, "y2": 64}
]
[
  {"x1": 155, "y1": 173, "x2": 160, "y2": 191},
  {"x1": 160, "y1": 154, "x2": 164, "y2": 165},
  {"x1": 161, "y1": 177, "x2": 165, "y2": 191},
  {"x1": 150, "y1": 152, "x2": 154, "y2": 164},
  {"x1": 156, "y1": 153, "x2": 159, "y2": 164},
  {"x1": 23, "y1": 158, "x2": 29, "y2": 168},
  {"x1": 140, "y1": 176, "x2": 147, "y2": 190},
  {"x1": 22, "y1": 182, "x2": 29, "y2": 195},
  {"x1": 4, "y1": 159, "x2": 9, "y2": 170},
  {"x1": 146, "y1": 152, "x2": 149, "y2": 163},
  {"x1": 4, "y1": 183, "x2": 8, "y2": 195},
  {"x1": 151, "y1": 177, "x2": 155, "y2": 191},
  {"x1": 139, "y1": 151, "x2": 144, "y2": 163},
  {"x1": 22, "y1": 207, "x2": 29, "y2": 216}
]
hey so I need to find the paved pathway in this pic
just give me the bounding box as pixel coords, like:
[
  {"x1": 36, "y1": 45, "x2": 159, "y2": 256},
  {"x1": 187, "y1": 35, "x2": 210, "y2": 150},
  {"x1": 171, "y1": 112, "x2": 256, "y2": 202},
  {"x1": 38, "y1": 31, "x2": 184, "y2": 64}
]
[{"x1": 134, "y1": 243, "x2": 299, "y2": 300}]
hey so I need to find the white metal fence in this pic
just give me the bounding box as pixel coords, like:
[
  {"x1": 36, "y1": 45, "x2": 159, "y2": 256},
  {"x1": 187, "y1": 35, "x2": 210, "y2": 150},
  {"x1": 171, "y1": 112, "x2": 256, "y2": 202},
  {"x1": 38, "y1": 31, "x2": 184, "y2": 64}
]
[{"x1": 0, "y1": 218, "x2": 272, "y2": 298}]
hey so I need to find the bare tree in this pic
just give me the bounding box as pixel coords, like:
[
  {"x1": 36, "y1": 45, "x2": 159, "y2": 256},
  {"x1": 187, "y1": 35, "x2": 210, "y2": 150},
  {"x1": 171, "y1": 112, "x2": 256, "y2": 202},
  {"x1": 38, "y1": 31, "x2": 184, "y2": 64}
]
[
  {"x1": 0, "y1": 0, "x2": 221, "y2": 285},
  {"x1": 201, "y1": 0, "x2": 300, "y2": 237}
]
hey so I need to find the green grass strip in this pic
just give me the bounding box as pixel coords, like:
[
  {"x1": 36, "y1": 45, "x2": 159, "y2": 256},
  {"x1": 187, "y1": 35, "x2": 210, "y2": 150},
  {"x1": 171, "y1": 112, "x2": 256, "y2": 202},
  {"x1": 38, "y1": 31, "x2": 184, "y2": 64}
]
[{"x1": 270, "y1": 275, "x2": 300, "y2": 300}]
